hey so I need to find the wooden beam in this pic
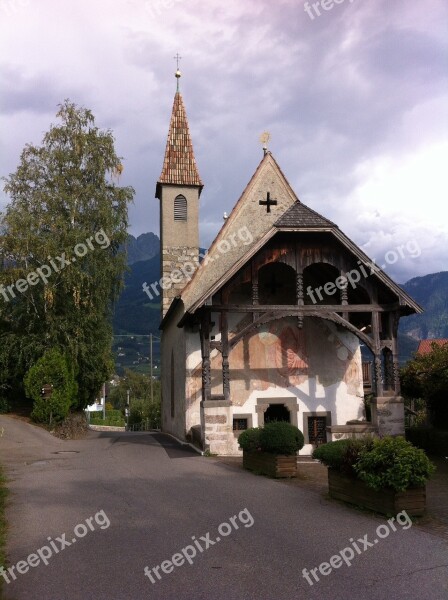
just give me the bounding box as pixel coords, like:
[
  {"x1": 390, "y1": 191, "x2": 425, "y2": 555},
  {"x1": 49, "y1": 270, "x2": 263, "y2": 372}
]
[{"x1": 210, "y1": 303, "x2": 398, "y2": 313}]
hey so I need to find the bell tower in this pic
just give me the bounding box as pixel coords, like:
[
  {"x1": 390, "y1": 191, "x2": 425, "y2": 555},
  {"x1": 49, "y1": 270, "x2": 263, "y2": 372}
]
[{"x1": 155, "y1": 67, "x2": 203, "y2": 317}]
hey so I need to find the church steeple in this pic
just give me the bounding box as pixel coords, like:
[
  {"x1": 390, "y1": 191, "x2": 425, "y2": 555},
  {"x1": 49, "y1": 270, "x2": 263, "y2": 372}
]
[
  {"x1": 156, "y1": 70, "x2": 203, "y2": 317},
  {"x1": 156, "y1": 91, "x2": 203, "y2": 198}
]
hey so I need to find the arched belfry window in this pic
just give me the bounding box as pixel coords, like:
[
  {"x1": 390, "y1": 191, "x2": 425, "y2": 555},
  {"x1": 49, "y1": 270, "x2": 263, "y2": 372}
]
[{"x1": 174, "y1": 195, "x2": 187, "y2": 221}]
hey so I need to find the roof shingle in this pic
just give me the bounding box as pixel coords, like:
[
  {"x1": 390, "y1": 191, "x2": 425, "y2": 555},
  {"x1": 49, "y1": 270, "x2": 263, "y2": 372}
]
[
  {"x1": 274, "y1": 201, "x2": 336, "y2": 228},
  {"x1": 157, "y1": 92, "x2": 202, "y2": 187}
]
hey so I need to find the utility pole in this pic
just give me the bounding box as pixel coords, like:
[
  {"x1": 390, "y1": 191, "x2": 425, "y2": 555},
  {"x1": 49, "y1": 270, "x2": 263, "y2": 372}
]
[
  {"x1": 102, "y1": 382, "x2": 106, "y2": 420},
  {"x1": 150, "y1": 333, "x2": 153, "y2": 404}
]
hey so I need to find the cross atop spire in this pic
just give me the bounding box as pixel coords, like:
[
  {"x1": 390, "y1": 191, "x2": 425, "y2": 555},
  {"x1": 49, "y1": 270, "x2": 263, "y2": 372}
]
[{"x1": 174, "y1": 53, "x2": 182, "y2": 91}]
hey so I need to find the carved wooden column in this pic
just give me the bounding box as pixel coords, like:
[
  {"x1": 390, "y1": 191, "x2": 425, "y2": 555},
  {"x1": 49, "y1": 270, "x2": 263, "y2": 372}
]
[
  {"x1": 251, "y1": 261, "x2": 259, "y2": 305},
  {"x1": 371, "y1": 308, "x2": 383, "y2": 397},
  {"x1": 221, "y1": 311, "x2": 230, "y2": 402},
  {"x1": 296, "y1": 271, "x2": 304, "y2": 328},
  {"x1": 200, "y1": 310, "x2": 211, "y2": 403}
]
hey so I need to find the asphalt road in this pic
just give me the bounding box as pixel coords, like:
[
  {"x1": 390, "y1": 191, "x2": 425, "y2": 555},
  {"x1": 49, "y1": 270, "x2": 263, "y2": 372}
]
[{"x1": 1, "y1": 415, "x2": 447, "y2": 600}]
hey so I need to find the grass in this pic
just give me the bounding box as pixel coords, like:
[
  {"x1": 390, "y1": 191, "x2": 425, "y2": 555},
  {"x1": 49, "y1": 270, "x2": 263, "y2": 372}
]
[{"x1": 0, "y1": 467, "x2": 8, "y2": 599}]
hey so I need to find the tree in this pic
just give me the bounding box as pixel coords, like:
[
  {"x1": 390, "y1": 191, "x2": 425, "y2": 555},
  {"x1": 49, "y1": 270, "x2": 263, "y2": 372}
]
[
  {"x1": 400, "y1": 342, "x2": 448, "y2": 428},
  {"x1": 0, "y1": 100, "x2": 134, "y2": 410},
  {"x1": 109, "y1": 370, "x2": 161, "y2": 428}
]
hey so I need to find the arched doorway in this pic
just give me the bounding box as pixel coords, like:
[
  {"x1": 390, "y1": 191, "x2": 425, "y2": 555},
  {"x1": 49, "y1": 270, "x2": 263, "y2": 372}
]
[{"x1": 264, "y1": 403, "x2": 291, "y2": 424}]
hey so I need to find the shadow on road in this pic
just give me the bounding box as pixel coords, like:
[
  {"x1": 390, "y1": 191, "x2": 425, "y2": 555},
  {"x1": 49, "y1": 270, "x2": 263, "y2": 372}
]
[{"x1": 95, "y1": 431, "x2": 199, "y2": 459}]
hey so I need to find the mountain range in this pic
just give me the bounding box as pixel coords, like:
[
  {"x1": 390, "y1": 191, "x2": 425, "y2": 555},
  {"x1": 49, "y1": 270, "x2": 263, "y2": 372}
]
[{"x1": 113, "y1": 233, "x2": 448, "y2": 371}]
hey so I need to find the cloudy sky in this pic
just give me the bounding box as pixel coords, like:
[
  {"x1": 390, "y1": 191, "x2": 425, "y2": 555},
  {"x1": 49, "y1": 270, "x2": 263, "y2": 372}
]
[{"x1": 1, "y1": 0, "x2": 447, "y2": 282}]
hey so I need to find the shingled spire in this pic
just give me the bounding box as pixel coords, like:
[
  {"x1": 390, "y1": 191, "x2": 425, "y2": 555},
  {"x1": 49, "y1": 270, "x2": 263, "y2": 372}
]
[
  {"x1": 156, "y1": 91, "x2": 203, "y2": 198},
  {"x1": 156, "y1": 72, "x2": 203, "y2": 317}
]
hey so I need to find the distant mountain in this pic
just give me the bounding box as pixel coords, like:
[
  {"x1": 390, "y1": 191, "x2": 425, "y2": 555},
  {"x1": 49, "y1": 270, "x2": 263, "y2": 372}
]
[
  {"x1": 124, "y1": 232, "x2": 159, "y2": 265},
  {"x1": 113, "y1": 254, "x2": 160, "y2": 336},
  {"x1": 398, "y1": 271, "x2": 448, "y2": 361},
  {"x1": 113, "y1": 236, "x2": 448, "y2": 368}
]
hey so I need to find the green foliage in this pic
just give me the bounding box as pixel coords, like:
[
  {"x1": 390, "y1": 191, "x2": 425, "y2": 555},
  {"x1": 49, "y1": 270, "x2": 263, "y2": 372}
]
[
  {"x1": 313, "y1": 438, "x2": 373, "y2": 475},
  {"x1": 400, "y1": 342, "x2": 448, "y2": 427},
  {"x1": 238, "y1": 427, "x2": 262, "y2": 452},
  {"x1": 89, "y1": 410, "x2": 125, "y2": 427},
  {"x1": 314, "y1": 436, "x2": 435, "y2": 491},
  {"x1": 0, "y1": 100, "x2": 134, "y2": 410},
  {"x1": 354, "y1": 436, "x2": 435, "y2": 492},
  {"x1": 406, "y1": 427, "x2": 448, "y2": 457},
  {"x1": 24, "y1": 348, "x2": 77, "y2": 423},
  {"x1": 239, "y1": 423, "x2": 304, "y2": 455},
  {"x1": 260, "y1": 422, "x2": 304, "y2": 456},
  {"x1": 127, "y1": 399, "x2": 161, "y2": 428},
  {"x1": 0, "y1": 396, "x2": 9, "y2": 414}
]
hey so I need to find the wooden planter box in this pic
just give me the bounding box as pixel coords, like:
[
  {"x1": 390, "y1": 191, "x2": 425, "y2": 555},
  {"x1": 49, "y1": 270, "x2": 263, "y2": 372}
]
[
  {"x1": 243, "y1": 450, "x2": 297, "y2": 478},
  {"x1": 328, "y1": 469, "x2": 426, "y2": 516}
]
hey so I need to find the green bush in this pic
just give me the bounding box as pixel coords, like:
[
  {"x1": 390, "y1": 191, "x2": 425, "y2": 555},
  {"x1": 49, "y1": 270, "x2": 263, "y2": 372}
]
[
  {"x1": 89, "y1": 410, "x2": 125, "y2": 427},
  {"x1": 259, "y1": 422, "x2": 304, "y2": 456},
  {"x1": 313, "y1": 439, "x2": 352, "y2": 470},
  {"x1": 0, "y1": 397, "x2": 9, "y2": 414},
  {"x1": 238, "y1": 427, "x2": 262, "y2": 452},
  {"x1": 354, "y1": 436, "x2": 435, "y2": 492},
  {"x1": 406, "y1": 427, "x2": 448, "y2": 457},
  {"x1": 24, "y1": 349, "x2": 77, "y2": 424}
]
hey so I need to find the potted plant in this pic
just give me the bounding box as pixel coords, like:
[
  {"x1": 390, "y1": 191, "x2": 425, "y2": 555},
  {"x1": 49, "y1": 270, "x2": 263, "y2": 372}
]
[
  {"x1": 238, "y1": 422, "x2": 304, "y2": 478},
  {"x1": 313, "y1": 436, "x2": 435, "y2": 516}
]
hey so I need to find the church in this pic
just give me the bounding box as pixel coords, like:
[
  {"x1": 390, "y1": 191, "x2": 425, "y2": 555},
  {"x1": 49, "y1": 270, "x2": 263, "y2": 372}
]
[{"x1": 155, "y1": 72, "x2": 422, "y2": 456}]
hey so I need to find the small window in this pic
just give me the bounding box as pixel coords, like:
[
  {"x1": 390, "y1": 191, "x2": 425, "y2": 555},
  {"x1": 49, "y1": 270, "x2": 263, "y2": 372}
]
[
  {"x1": 174, "y1": 195, "x2": 187, "y2": 221},
  {"x1": 233, "y1": 418, "x2": 248, "y2": 431},
  {"x1": 308, "y1": 416, "x2": 327, "y2": 446}
]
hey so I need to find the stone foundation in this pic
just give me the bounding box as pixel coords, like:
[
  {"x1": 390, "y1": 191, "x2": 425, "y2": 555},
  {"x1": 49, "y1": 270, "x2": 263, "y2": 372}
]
[
  {"x1": 371, "y1": 396, "x2": 405, "y2": 436},
  {"x1": 202, "y1": 401, "x2": 233, "y2": 454}
]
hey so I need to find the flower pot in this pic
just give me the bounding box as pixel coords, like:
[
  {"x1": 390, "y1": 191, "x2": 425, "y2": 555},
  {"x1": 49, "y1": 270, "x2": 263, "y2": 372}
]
[
  {"x1": 327, "y1": 469, "x2": 426, "y2": 516},
  {"x1": 243, "y1": 450, "x2": 297, "y2": 478}
]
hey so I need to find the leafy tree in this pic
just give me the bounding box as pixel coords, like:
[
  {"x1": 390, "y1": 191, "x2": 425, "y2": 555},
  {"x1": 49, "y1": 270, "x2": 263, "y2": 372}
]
[
  {"x1": 0, "y1": 100, "x2": 134, "y2": 410},
  {"x1": 109, "y1": 370, "x2": 161, "y2": 428},
  {"x1": 400, "y1": 342, "x2": 448, "y2": 428}
]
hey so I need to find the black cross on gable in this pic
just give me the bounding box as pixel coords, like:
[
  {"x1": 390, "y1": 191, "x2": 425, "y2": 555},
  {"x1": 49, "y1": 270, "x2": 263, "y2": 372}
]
[{"x1": 259, "y1": 192, "x2": 277, "y2": 213}]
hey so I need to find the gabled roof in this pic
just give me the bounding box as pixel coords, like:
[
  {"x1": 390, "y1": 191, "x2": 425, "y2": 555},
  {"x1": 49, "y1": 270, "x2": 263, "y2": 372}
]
[
  {"x1": 179, "y1": 152, "x2": 298, "y2": 313},
  {"x1": 417, "y1": 339, "x2": 448, "y2": 354},
  {"x1": 161, "y1": 151, "x2": 423, "y2": 326},
  {"x1": 156, "y1": 92, "x2": 203, "y2": 198},
  {"x1": 274, "y1": 201, "x2": 336, "y2": 229}
]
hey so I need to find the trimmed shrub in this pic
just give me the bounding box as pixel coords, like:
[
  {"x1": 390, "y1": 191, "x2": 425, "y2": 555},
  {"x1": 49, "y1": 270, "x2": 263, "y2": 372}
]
[
  {"x1": 24, "y1": 349, "x2": 77, "y2": 424},
  {"x1": 313, "y1": 439, "x2": 352, "y2": 471},
  {"x1": 259, "y1": 422, "x2": 304, "y2": 456},
  {"x1": 354, "y1": 436, "x2": 435, "y2": 492},
  {"x1": 238, "y1": 427, "x2": 262, "y2": 452}
]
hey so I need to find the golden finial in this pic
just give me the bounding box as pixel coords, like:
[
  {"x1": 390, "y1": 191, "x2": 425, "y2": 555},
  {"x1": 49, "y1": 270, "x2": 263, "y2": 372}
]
[
  {"x1": 174, "y1": 53, "x2": 182, "y2": 91},
  {"x1": 259, "y1": 131, "x2": 271, "y2": 155}
]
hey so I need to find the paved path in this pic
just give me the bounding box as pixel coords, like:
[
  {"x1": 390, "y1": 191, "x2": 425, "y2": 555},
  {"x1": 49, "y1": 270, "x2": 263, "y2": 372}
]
[{"x1": 1, "y1": 416, "x2": 447, "y2": 600}]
